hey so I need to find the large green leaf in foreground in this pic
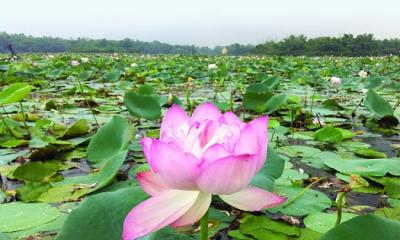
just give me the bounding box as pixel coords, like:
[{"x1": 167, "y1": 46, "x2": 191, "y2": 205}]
[
  {"x1": 320, "y1": 214, "x2": 400, "y2": 240},
  {"x1": 55, "y1": 187, "x2": 148, "y2": 240}
]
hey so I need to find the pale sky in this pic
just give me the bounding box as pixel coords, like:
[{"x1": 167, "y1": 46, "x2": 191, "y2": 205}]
[{"x1": 1, "y1": 0, "x2": 399, "y2": 47}]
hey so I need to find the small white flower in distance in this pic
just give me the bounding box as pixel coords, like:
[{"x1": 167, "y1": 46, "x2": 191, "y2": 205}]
[
  {"x1": 361, "y1": 88, "x2": 368, "y2": 94},
  {"x1": 330, "y1": 76, "x2": 341, "y2": 85},
  {"x1": 48, "y1": 54, "x2": 54, "y2": 59},
  {"x1": 81, "y1": 57, "x2": 89, "y2": 63},
  {"x1": 130, "y1": 63, "x2": 138, "y2": 68},
  {"x1": 358, "y1": 70, "x2": 368, "y2": 78},
  {"x1": 70, "y1": 60, "x2": 80, "y2": 67},
  {"x1": 313, "y1": 117, "x2": 325, "y2": 126},
  {"x1": 208, "y1": 63, "x2": 217, "y2": 70}
]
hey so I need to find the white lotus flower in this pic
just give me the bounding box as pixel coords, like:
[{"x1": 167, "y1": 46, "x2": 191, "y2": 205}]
[
  {"x1": 130, "y1": 63, "x2": 138, "y2": 68},
  {"x1": 70, "y1": 60, "x2": 80, "y2": 67},
  {"x1": 48, "y1": 54, "x2": 54, "y2": 59},
  {"x1": 358, "y1": 70, "x2": 368, "y2": 78},
  {"x1": 208, "y1": 63, "x2": 217, "y2": 70},
  {"x1": 81, "y1": 57, "x2": 89, "y2": 63},
  {"x1": 330, "y1": 76, "x2": 341, "y2": 85}
]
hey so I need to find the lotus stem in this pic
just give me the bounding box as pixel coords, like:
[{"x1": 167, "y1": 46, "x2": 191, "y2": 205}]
[
  {"x1": 229, "y1": 89, "x2": 235, "y2": 111},
  {"x1": 185, "y1": 77, "x2": 192, "y2": 113},
  {"x1": 75, "y1": 76, "x2": 99, "y2": 128},
  {"x1": 200, "y1": 210, "x2": 209, "y2": 240},
  {"x1": 283, "y1": 177, "x2": 326, "y2": 208},
  {"x1": 335, "y1": 191, "x2": 345, "y2": 225},
  {"x1": 19, "y1": 101, "x2": 30, "y2": 135},
  {"x1": 0, "y1": 109, "x2": 17, "y2": 138},
  {"x1": 310, "y1": 84, "x2": 316, "y2": 113}
]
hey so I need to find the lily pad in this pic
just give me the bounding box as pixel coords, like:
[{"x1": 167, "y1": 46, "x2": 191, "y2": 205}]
[
  {"x1": 0, "y1": 202, "x2": 60, "y2": 232},
  {"x1": 315, "y1": 126, "x2": 344, "y2": 143},
  {"x1": 304, "y1": 212, "x2": 358, "y2": 233},
  {"x1": 229, "y1": 214, "x2": 321, "y2": 240},
  {"x1": 269, "y1": 185, "x2": 332, "y2": 216},
  {"x1": 354, "y1": 147, "x2": 387, "y2": 158},
  {"x1": 13, "y1": 162, "x2": 59, "y2": 182},
  {"x1": 324, "y1": 158, "x2": 400, "y2": 176}
]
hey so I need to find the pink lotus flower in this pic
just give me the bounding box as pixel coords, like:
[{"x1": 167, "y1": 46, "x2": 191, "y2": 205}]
[
  {"x1": 123, "y1": 103, "x2": 286, "y2": 239},
  {"x1": 70, "y1": 60, "x2": 80, "y2": 67}
]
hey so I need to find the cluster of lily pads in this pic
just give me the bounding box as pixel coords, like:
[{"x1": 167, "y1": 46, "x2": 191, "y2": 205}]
[{"x1": 0, "y1": 54, "x2": 399, "y2": 239}]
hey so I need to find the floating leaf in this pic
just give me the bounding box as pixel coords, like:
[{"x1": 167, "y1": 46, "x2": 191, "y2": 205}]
[
  {"x1": 324, "y1": 158, "x2": 400, "y2": 176},
  {"x1": 229, "y1": 214, "x2": 321, "y2": 240},
  {"x1": 0, "y1": 202, "x2": 60, "y2": 232},
  {"x1": 304, "y1": 212, "x2": 358, "y2": 233},
  {"x1": 364, "y1": 76, "x2": 386, "y2": 89},
  {"x1": 0, "y1": 149, "x2": 29, "y2": 166},
  {"x1": 269, "y1": 185, "x2": 332, "y2": 216},
  {"x1": 38, "y1": 151, "x2": 127, "y2": 202},
  {"x1": 17, "y1": 182, "x2": 50, "y2": 202},
  {"x1": 61, "y1": 119, "x2": 90, "y2": 139},
  {"x1": 139, "y1": 228, "x2": 192, "y2": 240},
  {"x1": 315, "y1": 126, "x2": 344, "y2": 143},
  {"x1": 14, "y1": 162, "x2": 59, "y2": 182},
  {"x1": 0, "y1": 83, "x2": 32, "y2": 104},
  {"x1": 7, "y1": 214, "x2": 68, "y2": 239},
  {"x1": 375, "y1": 208, "x2": 400, "y2": 221},
  {"x1": 277, "y1": 145, "x2": 321, "y2": 158},
  {"x1": 354, "y1": 147, "x2": 387, "y2": 158},
  {"x1": 322, "y1": 99, "x2": 344, "y2": 110}
]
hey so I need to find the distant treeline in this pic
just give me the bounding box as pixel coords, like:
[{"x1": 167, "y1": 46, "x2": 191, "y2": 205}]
[
  {"x1": 1, "y1": 32, "x2": 399, "y2": 56},
  {"x1": 0, "y1": 32, "x2": 251, "y2": 55},
  {"x1": 251, "y1": 34, "x2": 400, "y2": 56}
]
